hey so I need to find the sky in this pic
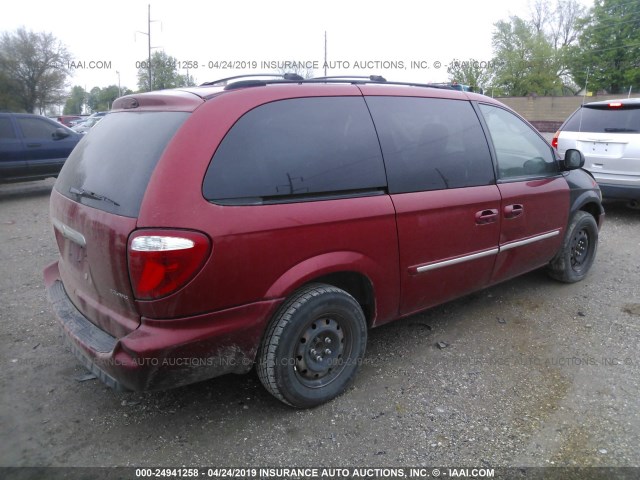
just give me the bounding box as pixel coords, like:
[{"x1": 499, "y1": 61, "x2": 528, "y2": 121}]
[{"x1": 2, "y1": 0, "x2": 594, "y2": 97}]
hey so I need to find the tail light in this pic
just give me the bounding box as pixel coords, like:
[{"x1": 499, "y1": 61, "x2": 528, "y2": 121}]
[
  {"x1": 551, "y1": 130, "x2": 560, "y2": 149},
  {"x1": 128, "y1": 230, "x2": 211, "y2": 300}
]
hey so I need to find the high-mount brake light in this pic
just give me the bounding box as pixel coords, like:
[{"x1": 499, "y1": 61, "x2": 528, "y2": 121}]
[
  {"x1": 608, "y1": 102, "x2": 622, "y2": 108},
  {"x1": 128, "y1": 230, "x2": 211, "y2": 300},
  {"x1": 112, "y1": 97, "x2": 139, "y2": 109}
]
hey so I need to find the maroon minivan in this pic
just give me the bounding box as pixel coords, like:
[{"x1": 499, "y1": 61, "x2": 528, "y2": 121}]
[{"x1": 44, "y1": 75, "x2": 603, "y2": 407}]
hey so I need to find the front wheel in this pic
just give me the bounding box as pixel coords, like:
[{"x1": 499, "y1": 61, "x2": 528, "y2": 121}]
[
  {"x1": 547, "y1": 211, "x2": 598, "y2": 283},
  {"x1": 257, "y1": 284, "x2": 367, "y2": 408}
]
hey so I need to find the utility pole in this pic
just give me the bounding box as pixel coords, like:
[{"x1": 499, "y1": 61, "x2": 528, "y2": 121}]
[
  {"x1": 136, "y1": 4, "x2": 159, "y2": 91},
  {"x1": 324, "y1": 31, "x2": 327, "y2": 77},
  {"x1": 148, "y1": 4, "x2": 151, "y2": 90}
]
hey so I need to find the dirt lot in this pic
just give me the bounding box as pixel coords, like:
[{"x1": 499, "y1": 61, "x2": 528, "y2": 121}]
[{"x1": 1, "y1": 178, "x2": 639, "y2": 471}]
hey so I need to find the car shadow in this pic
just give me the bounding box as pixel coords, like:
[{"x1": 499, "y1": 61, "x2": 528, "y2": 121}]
[
  {"x1": 602, "y1": 200, "x2": 640, "y2": 223},
  {"x1": 0, "y1": 179, "x2": 55, "y2": 202}
]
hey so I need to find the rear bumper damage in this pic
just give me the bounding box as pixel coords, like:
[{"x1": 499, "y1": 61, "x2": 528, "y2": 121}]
[{"x1": 44, "y1": 261, "x2": 280, "y2": 391}]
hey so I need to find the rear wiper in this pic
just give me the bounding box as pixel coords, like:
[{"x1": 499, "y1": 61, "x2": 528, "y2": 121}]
[
  {"x1": 604, "y1": 128, "x2": 638, "y2": 133},
  {"x1": 69, "y1": 187, "x2": 120, "y2": 206}
]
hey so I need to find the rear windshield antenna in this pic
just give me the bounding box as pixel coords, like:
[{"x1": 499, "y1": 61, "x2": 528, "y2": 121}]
[{"x1": 578, "y1": 68, "x2": 590, "y2": 134}]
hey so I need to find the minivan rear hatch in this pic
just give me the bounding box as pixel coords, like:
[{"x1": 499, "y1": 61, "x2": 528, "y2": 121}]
[
  {"x1": 561, "y1": 102, "x2": 640, "y2": 176},
  {"x1": 51, "y1": 110, "x2": 189, "y2": 337}
]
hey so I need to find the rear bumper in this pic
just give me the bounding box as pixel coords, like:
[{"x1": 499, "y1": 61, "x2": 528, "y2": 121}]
[
  {"x1": 587, "y1": 171, "x2": 640, "y2": 201},
  {"x1": 597, "y1": 183, "x2": 640, "y2": 201},
  {"x1": 44, "y1": 261, "x2": 281, "y2": 391}
]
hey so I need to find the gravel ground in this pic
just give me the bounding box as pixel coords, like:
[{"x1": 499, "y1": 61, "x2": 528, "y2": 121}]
[{"x1": 1, "y1": 178, "x2": 639, "y2": 471}]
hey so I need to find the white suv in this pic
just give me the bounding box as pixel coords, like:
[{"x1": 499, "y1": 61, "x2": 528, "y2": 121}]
[{"x1": 553, "y1": 98, "x2": 640, "y2": 207}]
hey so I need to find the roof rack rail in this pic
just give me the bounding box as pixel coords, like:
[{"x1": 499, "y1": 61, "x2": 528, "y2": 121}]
[
  {"x1": 309, "y1": 75, "x2": 387, "y2": 82},
  {"x1": 422, "y1": 83, "x2": 459, "y2": 90},
  {"x1": 196, "y1": 74, "x2": 482, "y2": 95},
  {"x1": 200, "y1": 73, "x2": 304, "y2": 87}
]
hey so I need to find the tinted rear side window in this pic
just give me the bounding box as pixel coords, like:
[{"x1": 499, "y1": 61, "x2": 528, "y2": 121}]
[
  {"x1": 203, "y1": 97, "x2": 386, "y2": 204},
  {"x1": 55, "y1": 112, "x2": 188, "y2": 217},
  {"x1": 17, "y1": 117, "x2": 59, "y2": 139},
  {"x1": 0, "y1": 117, "x2": 16, "y2": 139},
  {"x1": 365, "y1": 97, "x2": 495, "y2": 193},
  {"x1": 563, "y1": 105, "x2": 640, "y2": 133}
]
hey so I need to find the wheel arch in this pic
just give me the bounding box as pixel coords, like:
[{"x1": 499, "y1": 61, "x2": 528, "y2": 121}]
[
  {"x1": 264, "y1": 252, "x2": 382, "y2": 328},
  {"x1": 577, "y1": 199, "x2": 604, "y2": 226},
  {"x1": 565, "y1": 169, "x2": 605, "y2": 227},
  {"x1": 311, "y1": 271, "x2": 376, "y2": 328},
  {"x1": 571, "y1": 193, "x2": 604, "y2": 229}
]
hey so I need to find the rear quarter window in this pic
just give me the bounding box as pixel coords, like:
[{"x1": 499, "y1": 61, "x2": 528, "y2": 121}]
[
  {"x1": 55, "y1": 111, "x2": 188, "y2": 217},
  {"x1": 203, "y1": 97, "x2": 387, "y2": 204}
]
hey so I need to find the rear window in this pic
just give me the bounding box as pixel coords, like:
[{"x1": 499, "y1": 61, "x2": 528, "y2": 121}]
[
  {"x1": 55, "y1": 111, "x2": 188, "y2": 217},
  {"x1": 203, "y1": 97, "x2": 387, "y2": 204},
  {"x1": 563, "y1": 104, "x2": 640, "y2": 133}
]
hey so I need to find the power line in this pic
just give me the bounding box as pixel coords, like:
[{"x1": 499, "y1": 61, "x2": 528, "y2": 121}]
[
  {"x1": 578, "y1": 40, "x2": 640, "y2": 54},
  {"x1": 597, "y1": 0, "x2": 640, "y2": 13},
  {"x1": 580, "y1": 11, "x2": 640, "y2": 32}
]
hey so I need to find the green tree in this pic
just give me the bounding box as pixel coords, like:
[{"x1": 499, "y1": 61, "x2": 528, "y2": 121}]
[
  {"x1": 570, "y1": 0, "x2": 640, "y2": 94},
  {"x1": 0, "y1": 70, "x2": 22, "y2": 111},
  {"x1": 490, "y1": 16, "x2": 564, "y2": 96},
  {"x1": 530, "y1": 0, "x2": 585, "y2": 93},
  {"x1": 63, "y1": 85, "x2": 86, "y2": 114},
  {"x1": 0, "y1": 27, "x2": 71, "y2": 113},
  {"x1": 137, "y1": 51, "x2": 190, "y2": 92},
  {"x1": 447, "y1": 58, "x2": 494, "y2": 92},
  {"x1": 86, "y1": 85, "x2": 133, "y2": 112},
  {"x1": 489, "y1": 0, "x2": 584, "y2": 96},
  {"x1": 87, "y1": 86, "x2": 102, "y2": 112},
  {"x1": 549, "y1": 0, "x2": 586, "y2": 50}
]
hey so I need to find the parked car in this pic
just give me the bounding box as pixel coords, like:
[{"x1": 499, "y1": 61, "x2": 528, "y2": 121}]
[
  {"x1": 55, "y1": 115, "x2": 83, "y2": 127},
  {"x1": 68, "y1": 116, "x2": 90, "y2": 127},
  {"x1": 87, "y1": 111, "x2": 109, "y2": 119},
  {"x1": 44, "y1": 75, "x2": 603, "y2": 407},
  {"x1": 71, "y1": 115, "x2": 104, "y2": 134},
  {"x1": 553, "y1": 98, "x2": 640, "y2": 207},
  {"x1": 0, "y1": 113, "x2": 82, "y2": 183}
]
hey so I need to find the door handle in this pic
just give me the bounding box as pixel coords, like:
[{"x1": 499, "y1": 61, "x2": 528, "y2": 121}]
[
  {"x1": 475, "y1": 209, "x2": 499, "y2": 224},
  {"x1": 504, "y1": 204, "x2": 524, "y2": 219},
  {"x1": 26, "y1": 143, "x2": 42, "y2": 148}
]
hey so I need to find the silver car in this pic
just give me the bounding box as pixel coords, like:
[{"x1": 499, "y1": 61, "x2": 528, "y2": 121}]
[
  {"x1": 553, "y1": 98, "x2": 640, "y2": 207},
  {"x1": 71, "y1": 115, "x2": 104, "y2": 135}
]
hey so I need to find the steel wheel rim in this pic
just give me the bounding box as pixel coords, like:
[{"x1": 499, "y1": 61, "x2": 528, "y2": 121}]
[
  {"x1": 294, "y1": 315, "x2": 349, "y2": 388},
  {"x1": 570, "y1": 228, "x2": 590, "y2": 272}
]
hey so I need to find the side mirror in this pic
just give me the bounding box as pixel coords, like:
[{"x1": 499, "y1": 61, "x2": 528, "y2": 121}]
[
  {"x1": 52, "y1": 127, "x2": 70, "y2": 140},
  {"x1": 561, "y1": 149, "x2": 585, "y2": 171}
]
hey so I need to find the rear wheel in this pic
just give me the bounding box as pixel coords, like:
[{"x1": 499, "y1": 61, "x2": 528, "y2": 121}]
[
  {"x1": 257, "y1": 284, "x2": 367, "y2": 408},
  {"x1": 547, "y1": 211, "x2": 598, "y2": 283}
]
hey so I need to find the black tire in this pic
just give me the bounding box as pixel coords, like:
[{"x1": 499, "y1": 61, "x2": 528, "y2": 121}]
[
  {"x1": 547, "y1": 211, "x2": 598, "y2": 283},
  {"x1": 257, "y1": 283, "x2": 367, "y2": 408}
]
